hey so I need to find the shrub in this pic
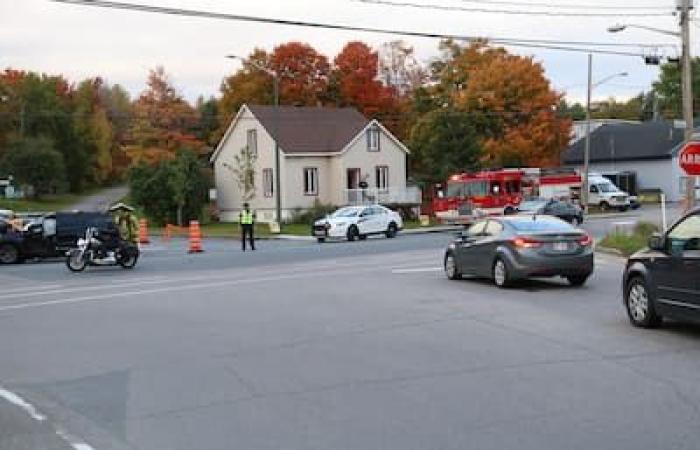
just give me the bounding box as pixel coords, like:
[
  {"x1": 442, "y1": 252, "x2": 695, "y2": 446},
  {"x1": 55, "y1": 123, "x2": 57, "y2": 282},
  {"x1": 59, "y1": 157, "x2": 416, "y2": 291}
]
[{"x1": 287, "y1": 200, "x2": 337, "y2": 225}]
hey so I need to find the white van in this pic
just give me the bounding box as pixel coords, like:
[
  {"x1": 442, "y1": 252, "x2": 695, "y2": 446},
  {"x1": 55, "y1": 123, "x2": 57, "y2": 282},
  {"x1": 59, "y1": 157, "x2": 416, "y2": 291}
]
[{"x1": 587, "y1": 174, "x2": 630, "y2": 211}]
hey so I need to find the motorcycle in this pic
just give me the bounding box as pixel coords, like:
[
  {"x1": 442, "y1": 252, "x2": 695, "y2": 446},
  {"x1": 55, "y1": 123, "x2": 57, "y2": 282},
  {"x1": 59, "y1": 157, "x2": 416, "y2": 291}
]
[{"x1": 66, "y1": 227, "x2": 139, "y2": 272}]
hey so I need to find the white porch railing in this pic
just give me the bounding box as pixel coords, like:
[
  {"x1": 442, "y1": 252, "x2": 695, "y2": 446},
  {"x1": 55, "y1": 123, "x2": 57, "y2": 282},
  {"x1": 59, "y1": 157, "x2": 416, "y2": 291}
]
[{"x1": 344, "y1": 187, "x2": 422, "y2": 206}]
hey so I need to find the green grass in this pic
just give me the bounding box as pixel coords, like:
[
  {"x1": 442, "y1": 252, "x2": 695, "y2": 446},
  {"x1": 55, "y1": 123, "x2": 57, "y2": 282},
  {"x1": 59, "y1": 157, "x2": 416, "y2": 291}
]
[
  {"x1": 153, "y1": 222, "x2": 312, "y2": 238},
  {"x1": 599, "y1": 222, "x2": 659, "y2": 256},
  {"x1": 0, "y1": 194, "x2": 84, "y2": 213}
]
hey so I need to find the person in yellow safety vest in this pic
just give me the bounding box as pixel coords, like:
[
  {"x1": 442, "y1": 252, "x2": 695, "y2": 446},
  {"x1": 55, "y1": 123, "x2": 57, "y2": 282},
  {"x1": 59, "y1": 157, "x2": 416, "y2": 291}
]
[
  {"x1": 239, "y1": 202, "x2": 256, "y2": 251},
  {"x1": 109, "y1": 203, "x2": 139, "y2": 244}
]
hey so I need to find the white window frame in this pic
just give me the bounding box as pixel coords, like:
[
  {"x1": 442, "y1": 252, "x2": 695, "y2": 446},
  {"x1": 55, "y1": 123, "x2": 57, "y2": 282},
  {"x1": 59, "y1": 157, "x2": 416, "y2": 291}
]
[
  {"x1": 375, "y1": 165, "x2": 389, "y2": 191},
  {"x1": 367, "y1": 126, "x2": 380, "y2": 152},
  {"x1": 262, "y1": 168, "x2": 273, "y2": 198},
  {"x1": 246, "y1": 129, "x2": 258, "y2": 156},
  {"x1": 304, "y1": 167, "x2": 319, "y2": 196}
]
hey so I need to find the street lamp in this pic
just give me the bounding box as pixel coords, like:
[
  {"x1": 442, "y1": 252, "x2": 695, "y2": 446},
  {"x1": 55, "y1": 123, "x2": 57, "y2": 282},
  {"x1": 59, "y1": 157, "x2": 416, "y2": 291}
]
[
  {"x1": 225, "y1": 54, "x2": 282, "y2": 226},
  {"x1": 608, "y1": 0, "x2": 695, "y2": 210},
  {"x1": 581, "y1": 58, "x2": 628, "y2": 211}
]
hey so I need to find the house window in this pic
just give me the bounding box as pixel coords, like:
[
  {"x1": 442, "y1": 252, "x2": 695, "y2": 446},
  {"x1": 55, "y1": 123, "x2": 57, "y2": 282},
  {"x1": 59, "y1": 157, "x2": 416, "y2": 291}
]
[
  {"x1": 304, "y1": 168, "x2": 319, "y2": 196},
  {"x1": 247, "y1": 129, "x2": 257, "y2": 156},
  {"x1": 262, "y1": 168, "x2": 273, "y2": 198},
  {"x1": 367, "y1": 125, "x2": 380, "y2": 152},
  {"x1": 376, "y1": 166, "x2": 389, "y2": 191}
]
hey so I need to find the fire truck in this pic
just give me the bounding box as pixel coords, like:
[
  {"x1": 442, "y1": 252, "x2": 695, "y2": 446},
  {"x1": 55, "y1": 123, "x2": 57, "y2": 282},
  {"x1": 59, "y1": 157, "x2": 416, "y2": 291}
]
[{"x1": 430, "y1": 168, "x2": 581, "y2": 224}]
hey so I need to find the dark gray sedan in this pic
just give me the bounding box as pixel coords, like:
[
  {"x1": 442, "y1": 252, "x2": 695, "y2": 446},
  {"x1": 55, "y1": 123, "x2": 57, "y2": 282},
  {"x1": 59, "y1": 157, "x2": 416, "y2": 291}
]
[{"x1": 444, "y1": 216, "x2": 594, "y2": 287}]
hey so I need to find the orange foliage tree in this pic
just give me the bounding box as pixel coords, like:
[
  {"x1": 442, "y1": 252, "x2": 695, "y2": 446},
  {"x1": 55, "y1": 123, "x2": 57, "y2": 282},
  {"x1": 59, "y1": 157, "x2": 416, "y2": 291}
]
[
  {"x1": 128, "y1": 67, "x2": 203, "y2": 164},
  {"x1": 446, "y1": 42, "x2": 571, "y2": 167},
  {"x1": 269, "y1": 42, "x2": 330, "y2": 106}
]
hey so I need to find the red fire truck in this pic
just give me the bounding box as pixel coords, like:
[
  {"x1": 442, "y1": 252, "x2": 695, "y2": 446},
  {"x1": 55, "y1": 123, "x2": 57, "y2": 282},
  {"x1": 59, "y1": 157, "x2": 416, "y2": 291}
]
[{"x1": 430, "y1": 168, "x2": 581, "y2": 224}]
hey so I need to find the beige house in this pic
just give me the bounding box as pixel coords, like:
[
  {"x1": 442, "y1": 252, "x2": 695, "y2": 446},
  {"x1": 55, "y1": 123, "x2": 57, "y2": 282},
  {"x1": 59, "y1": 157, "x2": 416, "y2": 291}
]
[{"x1": 211, "y1": 104, "x2": 416, "y2": 223}]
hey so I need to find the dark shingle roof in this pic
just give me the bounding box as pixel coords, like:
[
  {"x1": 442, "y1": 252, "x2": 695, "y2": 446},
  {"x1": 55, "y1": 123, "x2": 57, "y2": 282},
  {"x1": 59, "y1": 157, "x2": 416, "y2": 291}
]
[
  {"x1": 247, "y1": 105, "x2": 370, "y2": 154},
  {"x1": 563, "y1": 121, "x2": 685, "y2": 164}
]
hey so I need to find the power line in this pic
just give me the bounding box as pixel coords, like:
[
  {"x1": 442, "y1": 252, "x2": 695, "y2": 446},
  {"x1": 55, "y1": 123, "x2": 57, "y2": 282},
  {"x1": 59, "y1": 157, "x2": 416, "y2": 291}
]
[
  {"x1": 51, "y1": 0, "x2": 660, "y2": 57},
  {"x1": 455, "y1": 0, "x2": 672, "y2": 11},
  {"x1": 353, "y1": 0, "x2": 673, "y2": 17}
]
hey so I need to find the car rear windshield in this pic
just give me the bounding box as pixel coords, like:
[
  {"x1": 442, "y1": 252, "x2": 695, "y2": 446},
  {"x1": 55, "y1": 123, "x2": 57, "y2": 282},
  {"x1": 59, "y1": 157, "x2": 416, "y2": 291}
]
[{"x1": 509, "y1": 218, "x2": 575, "y2": 233}]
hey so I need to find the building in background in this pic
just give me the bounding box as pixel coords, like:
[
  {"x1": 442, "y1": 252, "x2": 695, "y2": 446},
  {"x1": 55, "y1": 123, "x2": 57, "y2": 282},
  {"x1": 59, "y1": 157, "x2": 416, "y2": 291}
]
[
  {"x1": 563, "y1": 121, "x2": 696, "y2": 202},
  {"x1": 210, "y1": 105, "x2": 416, "y2": 223}
]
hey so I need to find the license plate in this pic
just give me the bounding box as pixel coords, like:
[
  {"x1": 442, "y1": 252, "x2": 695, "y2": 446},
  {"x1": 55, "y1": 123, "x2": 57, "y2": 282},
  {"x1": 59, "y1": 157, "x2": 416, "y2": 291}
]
[{"x1": 553, "y1": 242, "x2": 569, "y2": 251}]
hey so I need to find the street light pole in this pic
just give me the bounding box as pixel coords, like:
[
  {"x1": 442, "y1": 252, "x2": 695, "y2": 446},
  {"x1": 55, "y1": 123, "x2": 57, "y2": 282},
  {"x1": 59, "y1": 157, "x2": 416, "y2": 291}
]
[
  {"x1": 582, "y1": 57, "x2": 627, "y2": 212},
  {"x1": 583, "y1": 54, "x2": 593, "y2": 211},
  {"x1": 680, "y1": 0, "x2": 695, "y2": 210},
  {"x1": 225, "y1": 54, "x2": 283, "y2": 226}
]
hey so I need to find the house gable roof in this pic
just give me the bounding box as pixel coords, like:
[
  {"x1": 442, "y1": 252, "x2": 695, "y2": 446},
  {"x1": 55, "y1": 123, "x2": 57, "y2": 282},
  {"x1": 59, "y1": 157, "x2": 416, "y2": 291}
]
[
  {"x1": 563, "y1": 121, "x2": 685, "y2": 165},
  {"x1": 248, "y1": 104, "x2": 370, "y2": 154}
]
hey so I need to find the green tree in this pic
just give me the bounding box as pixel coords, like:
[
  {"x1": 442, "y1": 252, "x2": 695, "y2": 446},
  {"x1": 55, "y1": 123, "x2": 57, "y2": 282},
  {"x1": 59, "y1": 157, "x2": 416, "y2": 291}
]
[
  {"x1": 128, "y1": 149, "x2": 208, "y2": 225},
  {"x1": 652, "y1": 58, "x2": 700, "y2": 119},
  {"x1": 408, "y1": 110, "x2": 482, "y2": 183},
  {"x1": 1, "y1": 137, "x2": 66, "y2": 198}
]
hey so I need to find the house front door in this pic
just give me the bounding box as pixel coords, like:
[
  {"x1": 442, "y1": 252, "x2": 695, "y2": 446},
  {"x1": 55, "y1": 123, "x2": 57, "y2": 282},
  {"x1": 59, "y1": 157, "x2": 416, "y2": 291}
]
[{"x1": 347, "y1": 168, "x2": 361, "y2": 204}]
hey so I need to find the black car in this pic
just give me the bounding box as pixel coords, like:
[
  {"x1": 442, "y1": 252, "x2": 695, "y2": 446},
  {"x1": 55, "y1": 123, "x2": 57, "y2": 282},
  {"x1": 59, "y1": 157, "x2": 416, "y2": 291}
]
[
  {"x1": 623, "y1": 208, "x2": 700, "y2": 328},
  {"x1": 444, "y1": 215, "x2": 594, "y2": 288},
  {"x1": 0, "y1": 211, "x2": 115, "y2": 264},
  {"x1": 516, "y1": 199, "x2": 584, "y2": 225}
]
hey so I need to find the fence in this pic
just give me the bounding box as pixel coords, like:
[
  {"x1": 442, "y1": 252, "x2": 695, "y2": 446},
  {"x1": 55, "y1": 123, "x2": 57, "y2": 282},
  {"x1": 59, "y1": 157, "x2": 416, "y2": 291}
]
[{"x1": 343, "y1": 187, "x2": 421, "y2": 206}]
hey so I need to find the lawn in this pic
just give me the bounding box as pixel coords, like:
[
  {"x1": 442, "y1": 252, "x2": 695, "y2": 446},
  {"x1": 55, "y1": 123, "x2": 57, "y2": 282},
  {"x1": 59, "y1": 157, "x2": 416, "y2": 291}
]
[
  {"x1": 599, "y1": 222, "x2": 659, "y2": 256},
  {"x1": 0, "y1": 194, "x2": 85, "y2": 213},
  {"x1": 154, "y1": 222, "x2": 313, "y2": 238}
]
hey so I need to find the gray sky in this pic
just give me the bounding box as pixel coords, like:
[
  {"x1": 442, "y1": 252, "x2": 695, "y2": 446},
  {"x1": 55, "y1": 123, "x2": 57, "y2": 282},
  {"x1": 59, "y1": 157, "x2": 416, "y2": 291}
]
[{"x1": 0, "y1": 0, "x2": 689, "y2": 104}]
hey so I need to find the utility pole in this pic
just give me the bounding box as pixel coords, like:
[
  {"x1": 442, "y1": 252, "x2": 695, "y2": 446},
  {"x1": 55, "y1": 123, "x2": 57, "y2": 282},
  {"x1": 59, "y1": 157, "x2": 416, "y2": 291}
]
[
  {"x1": 583, "y1": 53, "x2": 593, "y2": 211},
  {"x1": 680, "y1": 0, "x2": 696, "y2": 210},
  {"x1": 273, "y1": 75, "x2": 282, "y2": 226}
]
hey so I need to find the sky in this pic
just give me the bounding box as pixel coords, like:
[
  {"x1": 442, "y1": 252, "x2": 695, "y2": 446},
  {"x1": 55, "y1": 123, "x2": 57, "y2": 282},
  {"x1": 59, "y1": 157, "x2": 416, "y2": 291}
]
[{"x1": 0, "y1": 0, "x2": 691, "y2": 105}]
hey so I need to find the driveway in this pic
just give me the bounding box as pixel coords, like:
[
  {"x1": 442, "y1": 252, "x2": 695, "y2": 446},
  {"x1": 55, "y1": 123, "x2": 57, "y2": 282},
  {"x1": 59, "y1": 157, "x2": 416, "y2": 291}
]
[{"x1": 68, "y1": 186, "x2": 129, "y2": 212}]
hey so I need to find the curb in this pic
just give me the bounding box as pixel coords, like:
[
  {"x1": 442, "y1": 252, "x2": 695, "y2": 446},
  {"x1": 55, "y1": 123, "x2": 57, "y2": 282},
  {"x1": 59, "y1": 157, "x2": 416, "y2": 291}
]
[
  {"x1": 594, "y1": 245, "x2": 626, "y2": 259},
  {"x1": 585, "y1": 212, "x2": 639, "y2": 221}
]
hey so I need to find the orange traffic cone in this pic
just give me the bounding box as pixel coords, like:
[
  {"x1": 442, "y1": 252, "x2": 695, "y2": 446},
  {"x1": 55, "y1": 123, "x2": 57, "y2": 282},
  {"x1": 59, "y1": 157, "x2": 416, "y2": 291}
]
[
  {"x1": 188, "y1": 220, "x2": 204, "y2": 253},
  {"x1": 138, "y1": 218, "x2": 150, "y2": 244}
]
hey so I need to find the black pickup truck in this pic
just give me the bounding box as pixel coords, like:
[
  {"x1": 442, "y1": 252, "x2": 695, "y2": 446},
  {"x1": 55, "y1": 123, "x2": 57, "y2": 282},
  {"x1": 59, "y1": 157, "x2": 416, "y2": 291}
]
[{"x1": 0, "y1": 211, "x2": 115, "y2": 264}]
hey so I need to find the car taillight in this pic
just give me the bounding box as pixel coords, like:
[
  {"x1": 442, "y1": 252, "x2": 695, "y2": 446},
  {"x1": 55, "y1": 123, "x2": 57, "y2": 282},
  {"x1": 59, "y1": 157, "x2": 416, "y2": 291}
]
[
  {"x1": 577, "y1": 234, "x2": 593, "y2": 246},
  {"x1": 513, "y1": 237, "x2": 542, "y2": 248}
]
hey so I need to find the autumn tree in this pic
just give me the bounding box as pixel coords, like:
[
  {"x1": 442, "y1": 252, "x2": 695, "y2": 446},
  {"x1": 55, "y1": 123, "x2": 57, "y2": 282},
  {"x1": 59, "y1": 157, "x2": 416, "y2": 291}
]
[
  {"x1": 129, "y1": 67, "x2": 203, "y2": 164},
  {"x1": 332, "y1": 41, "x2": 397, "y2": 117},
  {"x1": 269, "y1": 42, "x2": 330, "y2": 106},
  {"x1": 437, "y1": 41, "x2": 571, "y2": 167},
  {"x1": 73, "y1": 78, "x2": 114, "y2": 184},
  {"x1": 378, "y1": 40, "x2": 426, "y2": 97},
  {"x1": 219, "y1": 49, "x2": 273, "y2": 119}
]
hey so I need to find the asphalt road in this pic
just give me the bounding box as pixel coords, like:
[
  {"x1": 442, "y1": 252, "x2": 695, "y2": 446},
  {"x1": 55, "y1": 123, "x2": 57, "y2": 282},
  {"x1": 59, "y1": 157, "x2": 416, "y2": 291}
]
[
  {"x1": 2, "y1": 219, "x2": 700, "y2": 450},
  {"x1": 68, "y1": 186, "x2": 129, "y2": 212}
]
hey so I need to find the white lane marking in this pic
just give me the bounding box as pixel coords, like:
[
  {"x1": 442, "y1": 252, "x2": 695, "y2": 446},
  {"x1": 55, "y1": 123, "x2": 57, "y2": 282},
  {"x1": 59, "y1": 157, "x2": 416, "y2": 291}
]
[
  {"x1": 0, "y1": 284, "x2": 64, "y2": 294},
  {"x1": 0, "y1": 267, "x2": 380, "y2": 313},
  {"x1": 55, "y1": 429, "x2": 96, "y2": 450},
  {"x1": 0, "y1": 387, "x2": 46, "y2": 421},
  {"x1": 392, "y1": 267, "x2": 442, "y2": 274},
  {"x1": 0, "y1": 255, "x2": 434, "y2": 301}
]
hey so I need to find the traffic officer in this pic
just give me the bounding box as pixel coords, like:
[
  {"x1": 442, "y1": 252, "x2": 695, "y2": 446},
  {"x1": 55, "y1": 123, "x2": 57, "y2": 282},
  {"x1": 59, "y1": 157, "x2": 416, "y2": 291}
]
[
  {"x1": 109, "y1": 203, "x2": 139, "y2": 244},
  {"x1": 239, "y1": 202, "x2": 256, "y2": 251}
]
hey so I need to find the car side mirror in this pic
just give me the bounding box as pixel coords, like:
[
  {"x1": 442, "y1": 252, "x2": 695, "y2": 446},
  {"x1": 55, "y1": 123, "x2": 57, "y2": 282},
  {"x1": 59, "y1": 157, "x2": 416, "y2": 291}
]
[{"x1": 648, "y1": 233, "x2": 665, "y2": 252}]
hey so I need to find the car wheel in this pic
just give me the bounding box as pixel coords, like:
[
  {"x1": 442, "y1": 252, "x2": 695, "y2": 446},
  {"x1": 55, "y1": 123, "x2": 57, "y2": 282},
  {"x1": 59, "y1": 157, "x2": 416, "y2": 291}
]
[
  {"x1": 0, "y1": 244, "x2": 19, "y2": 264},
  {"x1": 346, "y1": 226, "x2": 359, "y2": 242},
  {"x1": 386, "y1": 222, "x2": 398, "y2": 238},
  {"x1": 444, "y1": 253, "x2": 461, "y2": 280},
  {"x1": 625, "y1": 276, "x2": 662, "y2": 328},
  {"x1": 599, "y1": 201, "x2": 610, "y2": 212},
  {"x1": 504, "y1": 206, "x2": 516, "y2": 215},
  {"x1": 492, "y1": 257, "x2": 511, "y2": 288},
  {"x1": 317, "y1": 238, "x2": 325, "y2": 243},
  {"x1": 566, "y1": 274, "x2": 589, "y2": 287}
]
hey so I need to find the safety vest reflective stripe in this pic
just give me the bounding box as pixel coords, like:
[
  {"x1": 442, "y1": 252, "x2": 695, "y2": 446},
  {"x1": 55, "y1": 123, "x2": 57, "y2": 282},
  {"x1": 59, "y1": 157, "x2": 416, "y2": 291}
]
[{"x1": 240, "y1": 211, "x2": 254, "y2": 225}]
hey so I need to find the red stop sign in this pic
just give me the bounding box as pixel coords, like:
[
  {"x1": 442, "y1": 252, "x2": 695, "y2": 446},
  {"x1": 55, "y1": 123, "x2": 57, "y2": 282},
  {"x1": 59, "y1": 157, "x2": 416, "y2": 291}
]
[{"x1": 680, "y1": 142, "x2": 700, "y2": 175}]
